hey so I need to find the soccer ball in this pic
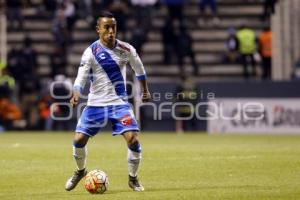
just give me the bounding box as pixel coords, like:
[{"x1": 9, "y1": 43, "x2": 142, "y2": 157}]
[{"x1": 84, "y1": 169, "x2": 109, "y2": 194}]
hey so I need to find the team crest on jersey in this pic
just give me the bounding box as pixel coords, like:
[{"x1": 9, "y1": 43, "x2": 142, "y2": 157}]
[
  {"x1": 95, "y1": 47, "x2": 101, "y2": 53},
  {"x1": 120, "y1": 114, "x2": 133, "y2": 126}
]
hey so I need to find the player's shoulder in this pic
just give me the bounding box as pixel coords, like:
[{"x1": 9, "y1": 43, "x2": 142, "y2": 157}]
[
  {"x1": 82, "y1": 41, "x2": 98, "y2": 56},
  {"x1": 82, "y1": 47, "x2": 92, "y2": 57},
  {"x1": 87, "y1": 40, "x2": 99, "y2": 51},
  {"x1": 80, "y1": 42, "x2": 95, "y2": 60},
  {"x1": 116, "y1": 39, "x2": 135, "y2": 54}
]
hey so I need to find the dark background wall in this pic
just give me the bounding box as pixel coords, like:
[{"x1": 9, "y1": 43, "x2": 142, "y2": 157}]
[{"x1": 141, "y1": 81, "x2": 300, "y2": 131}]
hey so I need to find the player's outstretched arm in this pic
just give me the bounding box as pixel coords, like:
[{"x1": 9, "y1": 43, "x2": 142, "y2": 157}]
[
  {"x1": 139, "y1": 79, "x2": 151, "y2": 103},
  {"x1": 71, "y1": 47, "x2": 92, "y2": 107},
  {"x1": 128, "y1": 44, "x2": 151, "y2": 102}
]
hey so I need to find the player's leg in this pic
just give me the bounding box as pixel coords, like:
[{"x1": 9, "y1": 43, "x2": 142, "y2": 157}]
[
  {"x1": 65, "y1": 133, "x2": 89, "y2": 191},
  {"x1": 123, "y1": 131, "x2": 144, "y2": 192},
  {"x1": 250, "y1": 54, "x2": 256, "y2": 77},
  {"x1": 73, "y1": 133, "x2": 89, "y2": 171},
  {"x1": 241, "y1": 54, "x2": 249, "y2": 79},
  {"x1": 65, "y1": 106, "x2": 105, "y2": 191},
  {"x1": 123, "y1": 131, "x2": 142, "y2": 178},
  {"x1": 109, "y1": 104, "x2": 143, "y2": 191}
]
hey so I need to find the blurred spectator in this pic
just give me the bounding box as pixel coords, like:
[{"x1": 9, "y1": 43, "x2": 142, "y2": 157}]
[
  {"x1": 130, "y1": 26, "x2": 147, "y2": 56},
  {"x1": 161, "y1": 0, "x2": 185, "y2": 28},
  {"x1": 38, "y1": 95, "x2": 52, "y2": 130},
  {"x1": 0, "y1": 68, "x2": 23, "y2": 130},
  {"x1": 0, "y1": 58, "x2": 5, "y2": 69},
  {"x1": 52, "y1": 1, "x2": 75, "y2": 50},
  {"x1": 292, "y1": 59, "x2": 300, "y2": 79},
  {"x1": 22, "y1": 37, "x2": 38, "y2": 75},
  {"x1": 223, "y1": 27, "x2": 239, "y2": 63},
  {"x1": 50, "y1": 45, "x2": 67, "y2": 78},
  {"x1": 42, "y1": 0, "x2": 57, "y2": 18},
  {"x1": 0, "y1": 68, "x2": 15, "y2": 99},
  {"x1": 161, "y1": 18, "x2": 176, "y2": 64},
  {"x1": 8, "y1": 37, "x2": 41, "y2": 129},
  {"x1": 52, "y1": 3, "x2": 68, "y2": 47},
  {"x1": 236, "y1": 25, "x2": 258, "y2": 79},
  {"x1": 175, "y1": 76, "x2": 198, "y2": 133},
  {"x1": 7, "y1": 48, "x2": 24, "y2": 82},
  {"x1": 131, "y1": 0, "x2": 157, "y2": 34},
  {"x1": 8, "y1": 36, "x2": 39, "y2": 90},
  {"x1": 77, "y1": 0, "x2": 93, "y2": 23},
  {"x1": 6, "y1": 0, "x2": 23, "y2": 30},
  {"x1": 259, "y1": 27, "x2": 272, "y2": 80},
  {"x1": 198, "y1": 0, "x2": 219, "y2": 26},
  {"x1": 130, "y1": 0, "x2": 158, "y2": 55},
  {"x1": 19, "y1": 74, "x2": 40, "y2": 129},
  {"x1": 262, "y1": 0, "x2": 277, "y2": 21},
  {"x1": 0, "y1": 98, "x2": 23, "y2": 130},
  {"x1": 63, "y1": 0, "x2": 77, "y2": 35},
  {"x1": 175, "y1": 25, "x2": 198, "y2": 77}
]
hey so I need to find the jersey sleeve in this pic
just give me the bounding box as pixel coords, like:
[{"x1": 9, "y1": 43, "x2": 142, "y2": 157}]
[
  {"x1": 73, "y1": 47, "x2": 92, "y2": 93},
  {"x1": 128, "y1": 45, "x2": 147, "y2": 81}
]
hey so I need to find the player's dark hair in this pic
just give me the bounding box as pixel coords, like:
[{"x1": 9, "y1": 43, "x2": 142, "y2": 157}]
[
  {"x1": 97, "y1": 11, "x2": 115, "y2": 25},
  {"x1": 99, "y1": 11, "x2": 114, "y2": 18}
]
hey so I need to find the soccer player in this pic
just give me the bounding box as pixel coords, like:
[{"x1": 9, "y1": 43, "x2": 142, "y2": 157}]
[{"x1": 65, "y1": 11, "x2": 151, "y2": 192}]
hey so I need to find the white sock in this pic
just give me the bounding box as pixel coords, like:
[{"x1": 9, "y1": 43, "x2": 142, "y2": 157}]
[
  {"x1": 127, "y1": 149, "x2": 141, "y2": 177},
  {"x1": 73, "y1": 146, "x2": 87, "y2": 170}
]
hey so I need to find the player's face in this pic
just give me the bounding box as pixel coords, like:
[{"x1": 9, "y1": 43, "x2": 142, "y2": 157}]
[{"x1": 96, "y1": 17, "x2": 117, "y2": 45}]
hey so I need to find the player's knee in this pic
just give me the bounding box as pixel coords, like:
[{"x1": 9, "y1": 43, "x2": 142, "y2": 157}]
[
  {"x1": 127, "y1": 134, "x2": 138, "y2": 145},
  {"x1": 127, "y1": 136, "x2": 141, "y2": 153},
  {"x1": 73, "y1": 133, "x2": 89, "y2": 148}
]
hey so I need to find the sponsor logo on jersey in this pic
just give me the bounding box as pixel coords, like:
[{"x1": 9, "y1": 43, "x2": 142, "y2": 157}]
[{"x1": 100, "y1": 53, "x2": 106, "y2": 60}]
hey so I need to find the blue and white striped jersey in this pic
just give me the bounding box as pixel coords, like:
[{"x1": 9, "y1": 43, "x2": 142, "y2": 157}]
[{"x1": 73, "y1": 39, "x2": 147, "y2": 106}]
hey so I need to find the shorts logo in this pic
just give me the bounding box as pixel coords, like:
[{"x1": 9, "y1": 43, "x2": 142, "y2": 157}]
[{"x1": 120, "y1": 114, "x2": 133, "y2": 126}]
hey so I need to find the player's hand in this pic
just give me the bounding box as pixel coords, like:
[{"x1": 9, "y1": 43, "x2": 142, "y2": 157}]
[
  {"x1": 141, "y1": 91, "x2": 151, "y2": 103},
  {"x1": 70, "y1": 91, "x2": 81, "y2": 107}
]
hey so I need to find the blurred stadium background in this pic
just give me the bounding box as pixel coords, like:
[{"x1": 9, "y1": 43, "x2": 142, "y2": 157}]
[{"x1": 1, "y1": 0, "x2": 300, "y2": 199}]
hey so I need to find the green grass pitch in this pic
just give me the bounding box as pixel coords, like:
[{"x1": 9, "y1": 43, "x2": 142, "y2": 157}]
[{"x1": 0, "y1": 132, "x2": 300, "y2": 200}]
